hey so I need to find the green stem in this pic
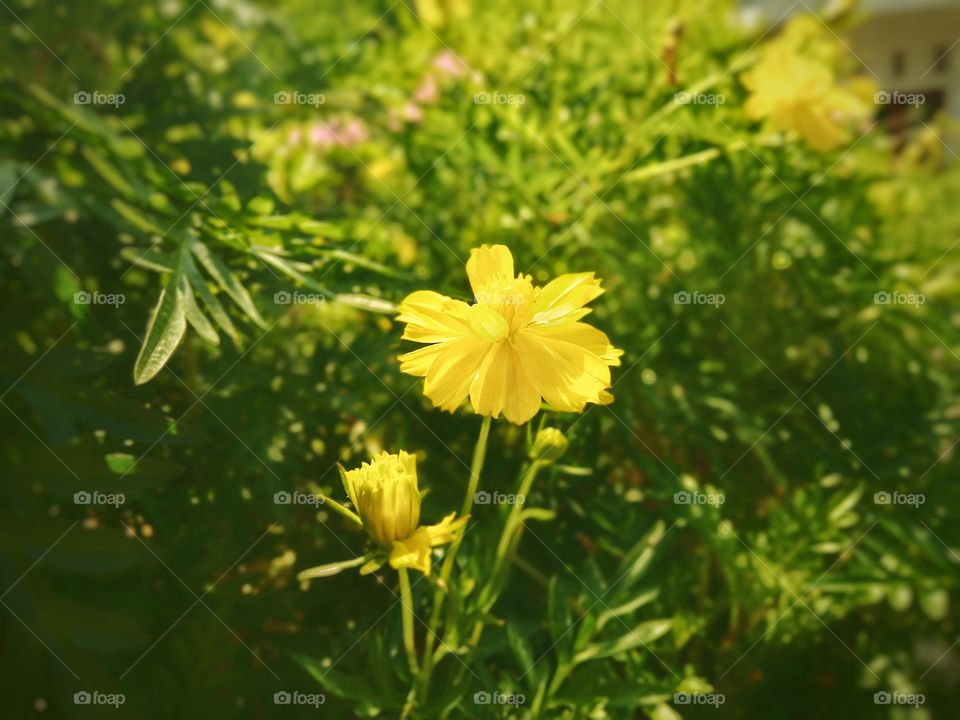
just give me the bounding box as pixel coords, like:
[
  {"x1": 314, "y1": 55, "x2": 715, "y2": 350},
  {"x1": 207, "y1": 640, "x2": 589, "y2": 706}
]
[
  {"x1": 398, "y1": 568, "x2": 419, "y2": 676},
  {"x1": 415, "y1": 414, "x2": 492, "y2": 702},
  {"x1": 451, "y1": 459, "x2": 546, "y2": 690}
]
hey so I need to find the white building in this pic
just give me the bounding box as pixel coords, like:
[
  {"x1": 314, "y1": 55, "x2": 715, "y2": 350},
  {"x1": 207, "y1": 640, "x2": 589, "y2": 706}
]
[{"x1": 743, "y1": 0, "x2": 960, "y2": 154}]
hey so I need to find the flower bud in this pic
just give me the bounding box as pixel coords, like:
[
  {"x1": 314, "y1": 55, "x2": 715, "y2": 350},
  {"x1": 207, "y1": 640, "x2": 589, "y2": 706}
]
[
  {"x1": 341, "y1": 451, "x2": 420, "y2": 546},
  {"x1": 529, "y1": 427, "x2": 568, "y2": 463}
]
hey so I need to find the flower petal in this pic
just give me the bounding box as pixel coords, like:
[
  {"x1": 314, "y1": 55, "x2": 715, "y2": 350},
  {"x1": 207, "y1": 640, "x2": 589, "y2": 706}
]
[
  {"x1": 533, "y1": 322, "x2": 623, "y2": 365},
  {"x1": 469, "y1": 341, "x2": 511, "y2": 419},
  {"x1": 516, "y1": 327, "x2": 617, "y2": 412},
  {"x1": 531, "y1": 272, "x2": 605, "y2": 326},
  {"x1": 400, "y1": 337, "x2": 490, "y2": 412},
  {"x1": 389, "y1": 528, "x2": 433, "y2": 575},
  {"x1": 466, "y1": 245, "x2": 514, "y2": 298},
  {"x1": 397, "y1": 290, "x2": 473, "y2": 343}
]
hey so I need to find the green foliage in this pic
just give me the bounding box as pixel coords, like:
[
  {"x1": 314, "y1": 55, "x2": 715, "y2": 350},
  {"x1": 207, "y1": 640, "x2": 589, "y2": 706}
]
[{"x1": 2, "y1": 0, "x2": 959, "y2": 718}]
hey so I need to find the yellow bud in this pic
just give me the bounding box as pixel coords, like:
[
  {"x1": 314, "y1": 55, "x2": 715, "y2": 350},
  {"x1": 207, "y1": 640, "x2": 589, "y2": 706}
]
[
  {"x1": 341, "y1": 451, "x2": 420, "y2": 546},
  {"x1": 529, "y1": 427, "x2": 568, "y2": 463}
]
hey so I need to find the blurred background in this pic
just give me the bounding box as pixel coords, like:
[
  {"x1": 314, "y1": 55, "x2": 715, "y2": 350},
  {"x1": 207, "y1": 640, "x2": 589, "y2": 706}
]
[{"x1": 2, "y1": 0, "x2": 960, "y2": 718}]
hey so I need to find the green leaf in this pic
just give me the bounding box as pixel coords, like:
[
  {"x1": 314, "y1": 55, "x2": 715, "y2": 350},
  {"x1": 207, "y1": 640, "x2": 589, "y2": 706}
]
[
  {"x1": 572, "y1": 619, "x2": 673, "y2": 664},
  {"x1": 179, "y1": 275, "x2": 220, "y2": 345},
  {"x1": 121, "y1": 246, "x2": 176, "y2": 273},
  {"x1": 596, "y1": 588, "x2": 660, "y2": 630},
  {"x1": 827, "y1": 486, "x2": 863, "y2": 523},
  {"x1": 190, "y1": 239, "x2": 266, "y2": 328},
  {"x1": 292, "y1": 652, "x2": 388, "y2": 706},
  {"x1": 297, "y1": 555, "x2": 367, "y2": 580},
  {"x1": 80, "y1": 146, "x2": 136, "y2": 198},
  {"x1": 182, "y1": 250, "x2": 241, "y2": 345},
  {"x1": 110, "y1": 198, "x2": 163, "y2": 234},
  {"x1": 507, "y1": 619, "x2": 544, "y2": 688},
  {"x1": 134, "y1": 264, "x2": 187, "y2": 385}
]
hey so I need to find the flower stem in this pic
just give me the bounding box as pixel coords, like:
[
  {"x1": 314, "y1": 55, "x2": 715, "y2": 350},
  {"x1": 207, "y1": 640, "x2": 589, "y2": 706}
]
[
  {"x1": 398, "y1": 568, "x2": 419, "y2": 676},
  {"x1": 462, "y1": 460, "x2": 544, "y2": 658},
  {"x1": 415, "y1": 414, "x2": 492, "y2": 702}
]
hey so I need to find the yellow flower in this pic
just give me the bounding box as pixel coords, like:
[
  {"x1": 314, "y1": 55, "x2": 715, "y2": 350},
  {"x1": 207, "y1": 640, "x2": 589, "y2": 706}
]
[
  {"x1": 397, "y1": 245, "x2": 623, "y2": 425},
  {"x1": 341, "y1": 451, "x2": 467, "y2": 576},
  {"x1": 742, "y1": 19, "x2": 872, "y2": 153}
]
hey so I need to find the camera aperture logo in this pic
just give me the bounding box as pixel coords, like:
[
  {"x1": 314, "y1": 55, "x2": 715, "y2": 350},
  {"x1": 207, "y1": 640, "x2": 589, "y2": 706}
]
[
  {"x1": 473, "y1": 491, "x2": 525, "y2": 506},
  {"x1": 74, "y1": 491, "x2": 125, "y2": 508},
  {"x1": 274, "y1": 91, "x2": 325, "y2": 107},
  {"x1": 674, "y1": 91, "x2": 725, "y2": 106},
  {"x1": 874, "y1": 691, "x2": 924, "y2": 707},
  {"x1": 274, "y1": 290, "x2": 326, "y2": 306},
  {"x1": 273, "y1": 690, "x2": 326, "y2": 707},
  {"x1": 873, "y1": 291, "x2": 924, "y2": 307},
  {"x1": 674, "y1": 290, "x2": 724, "y2": 308},
  {"x1": 74, "y1": 291, "x2": 125, "y2": 306},
  {"x1": 74, "y1": 91, "x2": 125, "y2": 107},
  {"x1": 473, "y1": 691, "x2": 525, "y2": 706},
  {"x1": 674, "y1": 490, "x2": 725, "y2": 506},
  {"x1": 674, "y1": 692, "x2": 725, "y2": 707},
  {"x1": 873, "y1": 491, "x2": 924, "y2": 508},
  {"x1": 474, "y1": 91, "x2": 525, "y2": 106},
  {"x1": 274, "y1": 490, "x2": 325, "y2": 507},
  {"x1": 74, "y1": 691, "x2": 125, "y2": 708}
]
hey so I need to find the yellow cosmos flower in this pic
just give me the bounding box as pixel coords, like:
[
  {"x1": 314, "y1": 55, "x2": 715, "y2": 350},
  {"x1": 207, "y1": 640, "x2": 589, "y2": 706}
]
[
  {"x1": 397, "y1": 245, "x2": 623, "y2": 424},
  {"x1": 742, "y1": 19, "x2": 872, "y2": 153},
  {"x1": 341, "y1": 451, "x2": 467, "y2": 576}
]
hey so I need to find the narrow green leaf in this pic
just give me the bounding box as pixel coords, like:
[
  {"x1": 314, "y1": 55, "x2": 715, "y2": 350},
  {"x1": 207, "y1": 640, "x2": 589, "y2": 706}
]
[
  {"x1": 110, "y1": 198, "x2": 163, "y2": 234},
  {"x1": 121, "y1": 247, "x2": 176, "y2": 273},
  {"x1": 182, "y1": 251, "x2": 241, "y2": 345},
  {"x1": 297, "y1": 555, "x2": 367, "y2": 580},
  {"x1": 573, "y1": 619, "x2": 673, "y2": 664},
  {"x1": 134, "y1": 267, "x2": 187, "y2": 385},
  {"x1": 179, "y1": 275, "x2": 219, "y2": 345},
  {"x1": 190, "y1": 239, "x2": 266, "y2": 328},
  {"x1": 81, "y1": 146, "x2": 135, "y2": 198}
]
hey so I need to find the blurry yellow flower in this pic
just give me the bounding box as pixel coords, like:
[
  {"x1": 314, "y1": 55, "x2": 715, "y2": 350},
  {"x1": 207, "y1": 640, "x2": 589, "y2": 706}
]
[
  {"x1": 341, "y1": 451, "x2": 467, "y2": 576},
  {"x1": 743, "y1": 19, "x2": 872, "y2": 153},
  {"x1": 397, "y1": 245, "x2": 623, "y2": 424}
]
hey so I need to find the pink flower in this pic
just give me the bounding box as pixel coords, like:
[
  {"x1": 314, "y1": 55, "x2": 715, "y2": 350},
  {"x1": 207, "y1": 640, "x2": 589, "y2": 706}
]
[
  {"x1": 432, "y1": 50, "x2": 468, "y2": 78},
  {"x1": 414, "y1": 74, "x2": 439, "y2": 104},
  {"x1": 309, "y1": 122, "x2": 336, "y2": 147},
  {"x1": 403, "y1": 102, "x2": 424, "y2": 123}
]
